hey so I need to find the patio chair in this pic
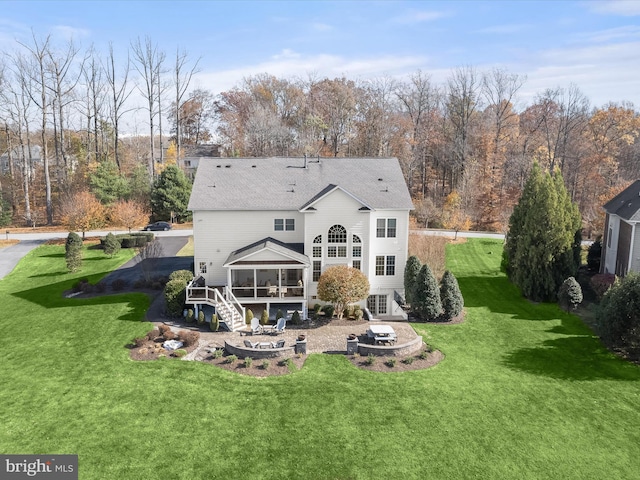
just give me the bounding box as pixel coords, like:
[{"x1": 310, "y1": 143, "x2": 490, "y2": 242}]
[
  {"x1": 244, "y1": 339, "x2": 259, "y2": 349},
  {"x1": 270, "y1": 339, "x2": 285, "y2": 349},
  {"x1": 250, "y1": 317, "x2": 263, "y2": 335},
  {"x1": 271, "y1": 317, "x2": 286, "y2": 335}
]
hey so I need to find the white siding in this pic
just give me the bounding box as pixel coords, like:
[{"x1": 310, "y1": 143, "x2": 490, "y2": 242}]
[
  {"x1": 632, "y1": 223, "x2": 640, "y2": 274},
  {"x1": 193, "y1": 210, "x2": 304, "y2": 285},
  {"x1": 604, "y1": 215, "x2": 620, "y2": 275}
]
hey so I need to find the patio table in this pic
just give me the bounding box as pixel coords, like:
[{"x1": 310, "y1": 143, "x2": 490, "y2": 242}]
[
  {"x1": 258, "y1": 342, "x2": 272, "y2": 349},
  {"x1": 366, "y1": 325, "x2": 397, "y2": 344}
]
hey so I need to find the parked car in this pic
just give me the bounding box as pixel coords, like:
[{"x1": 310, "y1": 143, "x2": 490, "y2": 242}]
[{"x1": 144, "y1": 221, "x2": 172, "y2": 231}]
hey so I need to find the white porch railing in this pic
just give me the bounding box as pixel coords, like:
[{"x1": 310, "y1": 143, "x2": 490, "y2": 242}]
[{"x1": 186, "y1": 281, "x2": 245, "y2": 332}]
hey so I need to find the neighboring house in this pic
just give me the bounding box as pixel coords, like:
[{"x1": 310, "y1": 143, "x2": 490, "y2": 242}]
[
  {"x1": 186, "y1": 156, "x2": 413, "y2": 331},
  {"x1": 181, "y1": 144, "x2": 220, "y2": 179},
  {"x1": 601, "y1": 180, "x2": 640, "y2": 277},
  {"x1": 0, "y1": 145, "x2": 42, "y2": 175}
]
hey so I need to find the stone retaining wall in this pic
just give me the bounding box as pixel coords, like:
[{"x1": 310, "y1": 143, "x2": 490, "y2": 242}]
[
  {"x1": 224, "y1": 340, "x2": 295, "y2": 359},
  {"x1": 357, "y1": 336, "x2": 424, "y2": 357}
]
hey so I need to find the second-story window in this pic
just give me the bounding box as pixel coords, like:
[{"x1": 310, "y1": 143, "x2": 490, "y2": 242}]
[
  {"x1": 275, "y1": 218, "x2": 295, "y2": 231},
  {"x1": 376, "y1": 218, "x2": 397, "y2": 238}
]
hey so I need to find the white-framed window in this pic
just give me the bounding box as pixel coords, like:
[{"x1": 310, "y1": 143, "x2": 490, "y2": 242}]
[
  {"x1": 376, "y1": 218, "x2": 397, "y2": 238},
  {"x1": 199, "y1": 261, "x2": 207, "y2": 274},
  {"x1": 313, "y1": 235, "x2": 322, "y2": 243},
  {"x1": 328, "y1": 246, "x2": 337, "y2": 258},
  {"x1": 337, "y1": 246, "x2": 347, "y2": 257},
  {"x1": 375, "y1": 255, "x2": 396, "y2": 276},
  {"x1": 313, "y1": 246, "x2": 322, "y2": 257},
  {"x1": 353, "y1": 245, "x2": 361, "y2": 258},
  {"x1": 313, "y1": 261, "x2": 322, "y2": 281},
  {"x1": 353, "y1": 260, "x2": 361, "y2": 270},
  {"x1": 275, "y1": 218, "x2": 295, "y2": 231},
  {"x1": 328, "y1": 224, "x2": 347, "y2": 243}
]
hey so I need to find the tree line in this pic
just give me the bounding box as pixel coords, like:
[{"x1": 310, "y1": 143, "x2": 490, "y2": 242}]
[{"x1": 0, "y1": 32, "x2": 638, "y2": 236}]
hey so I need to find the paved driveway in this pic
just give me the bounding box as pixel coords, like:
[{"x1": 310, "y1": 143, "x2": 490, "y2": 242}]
[{"x1": 0, "y1": 234, "x2": 192, "y2": 282}]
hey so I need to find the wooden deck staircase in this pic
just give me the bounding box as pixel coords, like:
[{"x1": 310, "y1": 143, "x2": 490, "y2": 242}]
[{"x1": 186, "y1": 282, "x2": 245, "y2": 332}]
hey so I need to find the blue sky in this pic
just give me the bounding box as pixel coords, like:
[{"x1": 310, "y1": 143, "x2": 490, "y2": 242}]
[{"x1": 1, "y1": 0, "x2": 640, "y2": 108}]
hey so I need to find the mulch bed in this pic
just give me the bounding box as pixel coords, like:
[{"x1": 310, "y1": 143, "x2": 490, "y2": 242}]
[
  {"x1": 348, "y1": 348, "x2": 444, "y2": 373},
  {"x1": 128, "y1": 337, "x2": 198, "y2": 361},
  {"x1": 201, "y1": 352, "x2": 307, "y2": 377}
]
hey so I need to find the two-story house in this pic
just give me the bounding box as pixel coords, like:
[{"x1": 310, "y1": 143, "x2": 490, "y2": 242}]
[{"x1": 186, "y1": 156, "x2": 413, "y2": 331}]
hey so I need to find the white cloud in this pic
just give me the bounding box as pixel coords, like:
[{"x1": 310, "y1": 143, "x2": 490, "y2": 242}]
[
  {"x1": 474, "y1": 24, "x2": 530, "y2": 35},
  {"x1": 575, "y1": 25, "x2": 640, "y2": 43},
  {"x1": 586, "y1": 1, "x2": 640, "y2": 16},
  {"x1": 312, "y1": 22, "x2": 333, "y2": 32},
  {"x1": 52, "y1": 25, "x2": 90, "y2": 41},
  {"x1": 391, "y1": 9, "x2": 450, "y2": 25},
  {"x1": 192, "y1": 51, "x2": 429, "y2": 94}
]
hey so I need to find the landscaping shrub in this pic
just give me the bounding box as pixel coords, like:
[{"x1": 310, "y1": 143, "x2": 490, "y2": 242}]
[
  {"x1": 261, "y1": 360, "x2": 270, "y2": 369},
  {"x1": 65, "y1": 232, "x2": 83, "y2": 272},
  {"x1": 404, "y1": 255, "x2": 422, "y2": 305},
  {"x1": 317, "y1": 265, "x2": 370, "y2": 319},
  {"x1": 121, "y1": 236, "x2": 137, "y2": 249},
  {"x1": 111, "y1": 279, "x2": 127, "y2": 291},
  {"x1": 173, "y1": 349, "x2": 187, "y2": 358},
  {"x1": 558, "y1": 276, "x2": 583, "y2": 311},
  {"x1": 158, "y1": 324, "x2": 171, "y2": 336},
  {"x1": 146, "y1": 328, "x2": 160, "y2": 340},
  {"x1": 95, "y1": 281, "x2": 107, "y2": 293},
  {"x1": 210, "y1": 313, "x2": 219, "y2": 332},
  {"x1": 322, "y1": 304, "x2": 335, "y2": 318},
  {"x1": 245, "y1": 309, "x2": 254, "y2": 325},
  {"x1": 244, "y1": 357, "x2": 253, "y2": 368},
  {"x1": 169, "y1": 269, "x2": 194, "y2": 283},
  {"x1": 365, "y1": 354, "x2": 376, "y2": 365},
  {"x1": 354, "y1": 309, "x2": 364, "y2": 321},
  {"x1": 164, "y1": 278, "x2": 188, "y2": 317},
  {"x1": 597, "y1": 273, "x2": 640, "y2": 350},
  {"x1": 163, "y1": 330, "x2": 177, "y2": 341},
  {"x1": 403, "y1": 357, "x2": 415, "y2": 365},
  {"x1": 213, "y1": 349, "x2": 223, "y2": 359},
  {"x1": 440, "y1": 270, "x2": 464, "y2": 320},
  {"x1": 178, "y1": 330, "x2": 200, "y2": 347},
  {"x1": 80, "y1": 281, "x2": 94, "y2": 294},
  {"x1": 225, "y1": 354, "x2": 238, "y2": 364},
  {"x1": 260, "y1": 309, "x2": 270, "y2": 326},
  {"x1": 313, "y1": 303, "x2": 322, "y2": 314},
  {"x1": 590, "y1": 273, "x2": 616, "y2": 299},
  {"x1": 291, "y1": 310, "x2": 301, "y2": 325},
  {"x1": 197, "y1": 310, "x2": 205, "y2": 325},
  {"x1": 103, "y1": 232, "x2": 121, "y2": 257},
  {"x1": 185, "y1": 309, "x2": 195, "y2": 323},
  {"x1": 133, "y1": 336, "x2": 146, "y2": 347},
  {"x1": 419, "y1": 350, "x2": 430, "y2": 359},
  {"x1": 414, "y1": 263, "x2": 442, "y2": 321},
  {"x1": 385, "y1": 358, "x2": 397, "y2": 368},
  {"x1": 276, "y1": 309, "x2": 284, "y2": 321},
  {"x1": 587, "y1": 238, "x2": 602, "y2": 272}
]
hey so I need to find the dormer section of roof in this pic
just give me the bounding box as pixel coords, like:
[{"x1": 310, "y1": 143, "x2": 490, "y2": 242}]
[{"x1": 299, "y1": 184, "x2": 372, "y2": 213}]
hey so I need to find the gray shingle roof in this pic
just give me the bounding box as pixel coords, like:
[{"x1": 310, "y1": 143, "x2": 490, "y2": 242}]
[
  {"x1": 188, "y1": 157, "x2": 413, "y2": 211},
  {"x1": 603, "y1": 180, "x2": 640, "y2": 222},
  {"x1": 224, "y1": 237, "x2": 309, "y2": 266}
]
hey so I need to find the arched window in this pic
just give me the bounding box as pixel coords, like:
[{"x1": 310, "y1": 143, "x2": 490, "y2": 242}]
[
  {"x1": 352, "y1": 235, "x2": 361, "y2": 244},
  {"x1": 313, "y1": 235, "x2": 322, "y2": 243},
  {"x1": 327, "y1": 225, "x2": 347, "y2": 243}
]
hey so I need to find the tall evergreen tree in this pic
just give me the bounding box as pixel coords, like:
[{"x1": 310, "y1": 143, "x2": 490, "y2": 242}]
[
  {"x1": 150, "y1": 165, "x2": 192, "y2": 222},
  {"x1": 414, "y1": 264, "x2": 442, "y2": 320},
  {"x1": 404, "y1": 255, "x2": 422, "y2": 305},
  {"x1": 65, "y1": 231, "x2": 83, "y2": 272},
  {"x1": 503, "y1": 164, "x2": 582, "y2": 301},
  {"x1": 440, "y1": 270, "x2": 464, "y2": 320}
]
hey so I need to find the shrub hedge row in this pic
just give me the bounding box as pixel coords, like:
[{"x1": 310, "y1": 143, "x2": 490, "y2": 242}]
[{"x1": 100, "y1": 232, "x2": 155, "y2": 249}]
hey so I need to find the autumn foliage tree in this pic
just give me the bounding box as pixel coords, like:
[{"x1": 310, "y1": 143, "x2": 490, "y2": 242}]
[
  {"x1": 109, "y1": 200, "x2": 149, "y2": 232},
  {"x1": 60, "y1": 191, "x2": 106, "y2": 239},
  {"x1": 442, "y1": 190, "x2": 471, "y2": 239},
  {"x1": 317, "y1": 265, "x2": 370, "y2": 320}
]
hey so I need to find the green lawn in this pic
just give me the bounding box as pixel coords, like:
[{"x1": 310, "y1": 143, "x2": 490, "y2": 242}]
[{"x1": 1, "y1": 239, "x2": 639, "y2": 479}]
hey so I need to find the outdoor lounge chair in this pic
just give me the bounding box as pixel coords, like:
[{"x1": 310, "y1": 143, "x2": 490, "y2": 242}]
[
  {"x1": 244, "y1": 339, "x2": 259, "y2": 349},
  {"x1": 250, "y1": 317, "x2": 263, "y2": 335},
  {"x1": 271, "y1": 317, "x2": 286, "y2": 335},
  {"x1": 270, "y1": 339, "x2": 285, "y2": 349}
]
